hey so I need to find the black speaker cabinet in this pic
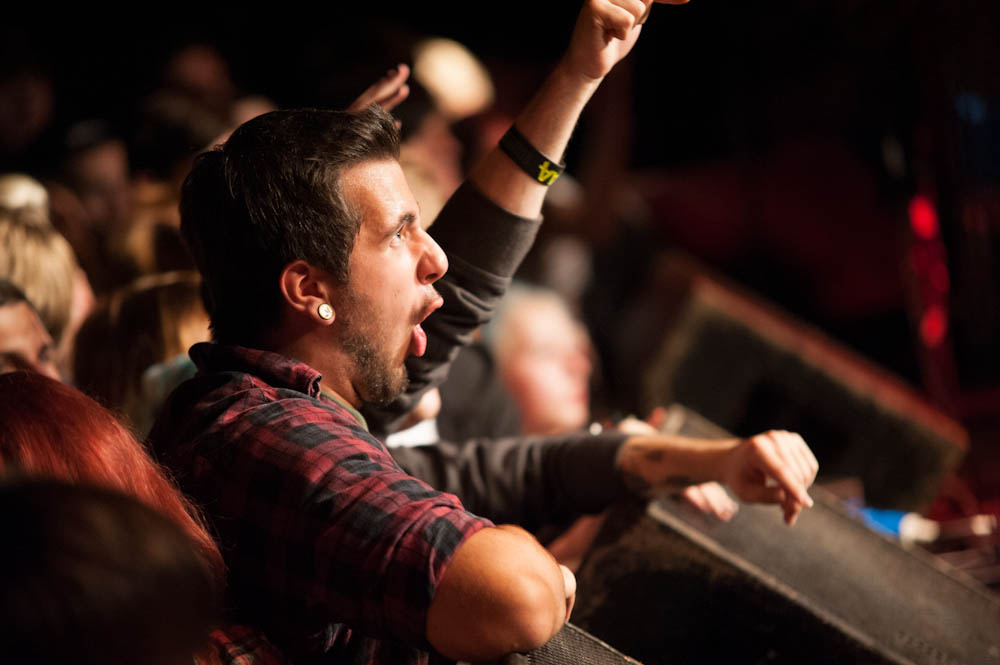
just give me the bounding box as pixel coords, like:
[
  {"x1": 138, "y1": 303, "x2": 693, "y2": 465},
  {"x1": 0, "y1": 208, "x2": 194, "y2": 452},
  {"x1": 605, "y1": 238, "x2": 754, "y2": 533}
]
[
  {"x1": 641, "y1": 255, "x2": 967, "y2": 510},
  {"x1": 501, "y1": 623, "x2": 642, "y2": 665},
  {"x1": 572, "y1": 408, "x2": 1000, "y2": 665}
]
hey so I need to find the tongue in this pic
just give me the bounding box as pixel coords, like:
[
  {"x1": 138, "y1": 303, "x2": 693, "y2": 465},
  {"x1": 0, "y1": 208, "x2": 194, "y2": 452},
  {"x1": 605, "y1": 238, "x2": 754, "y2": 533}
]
[{"x1": 410, "y1": 324, "x2": 428, "y2": 357}]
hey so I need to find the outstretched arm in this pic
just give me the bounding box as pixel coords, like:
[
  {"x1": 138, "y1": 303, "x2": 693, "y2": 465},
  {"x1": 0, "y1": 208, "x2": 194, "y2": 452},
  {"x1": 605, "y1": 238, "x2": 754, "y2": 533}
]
[
  {"x1": 616, "y1": 429, "x2": 819, "y2": 525},
  {"x1": 414, "y1": 426, "x2": 816, "y2": 659}
]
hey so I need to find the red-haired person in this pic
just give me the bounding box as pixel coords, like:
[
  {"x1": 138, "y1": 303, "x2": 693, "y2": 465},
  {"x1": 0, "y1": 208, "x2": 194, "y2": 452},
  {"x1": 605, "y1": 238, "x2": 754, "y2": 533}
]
[{"x1": 0, "y1": 370, "x2": 285, "y2": 665}]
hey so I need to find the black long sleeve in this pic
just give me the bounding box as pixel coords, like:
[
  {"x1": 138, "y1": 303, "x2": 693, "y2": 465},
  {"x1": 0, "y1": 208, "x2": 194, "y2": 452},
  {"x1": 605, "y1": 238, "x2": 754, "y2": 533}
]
[{"x1": 390, "y1": 432, "x2": 629, "y2": 532}]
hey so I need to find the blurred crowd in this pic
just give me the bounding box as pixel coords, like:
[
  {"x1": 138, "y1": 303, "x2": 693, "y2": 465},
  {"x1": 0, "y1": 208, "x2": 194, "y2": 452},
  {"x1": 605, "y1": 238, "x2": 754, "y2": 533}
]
[
  {"x1": 1, "y1": 5, "x2": 995, "y2": 662},
  {"x1": 0, "y1": 29, "x2": 668, "y2": 663}
]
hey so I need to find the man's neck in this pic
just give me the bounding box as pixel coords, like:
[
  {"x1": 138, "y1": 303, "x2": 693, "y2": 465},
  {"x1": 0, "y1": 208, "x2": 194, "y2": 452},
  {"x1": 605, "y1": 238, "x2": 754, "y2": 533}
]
[{"x1": 318, "y1": 382, "x2": 369, "y2": 432}]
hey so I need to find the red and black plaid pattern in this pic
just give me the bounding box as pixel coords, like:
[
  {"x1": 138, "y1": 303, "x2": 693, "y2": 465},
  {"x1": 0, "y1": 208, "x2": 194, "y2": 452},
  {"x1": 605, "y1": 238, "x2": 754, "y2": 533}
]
[
  {"x1": 202, "y1": 625, "x2": 288, "y2": 665},
  {"x1": 152, "y1": 343, "x2": 492, "y2": 665}
]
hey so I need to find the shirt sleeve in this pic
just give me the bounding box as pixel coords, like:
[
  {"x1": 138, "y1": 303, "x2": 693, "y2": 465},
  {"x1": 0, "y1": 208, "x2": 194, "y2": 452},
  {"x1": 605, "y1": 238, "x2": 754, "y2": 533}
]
[
  {"x1": 205, "y1": 397, "x2": 493, "y2": 651},
  {"x1": 362, "y1": 182, "x2": 542, "y2": 437},
  {"x1": 390, "y1": 432, "x2": 630, "y2": 533}
]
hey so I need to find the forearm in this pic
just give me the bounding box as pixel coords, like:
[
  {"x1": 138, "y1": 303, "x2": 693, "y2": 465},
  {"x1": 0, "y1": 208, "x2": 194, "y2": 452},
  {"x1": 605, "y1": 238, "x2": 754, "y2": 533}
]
[
  {"x1": 467, "y1": 0, "x2": 669, "y2": 217},
  {"x1": 427, "y1": 524, "x2": 570, "y2": 661},
  {"x1": 615, "y1": 433, "x2": 741, "y2": 495},
  {"x1": 469, "y1": 61, "x2": 601, "y2": 219},
  {"x1": 616, "y1": 429, "x2": 818, "y2": 525}
]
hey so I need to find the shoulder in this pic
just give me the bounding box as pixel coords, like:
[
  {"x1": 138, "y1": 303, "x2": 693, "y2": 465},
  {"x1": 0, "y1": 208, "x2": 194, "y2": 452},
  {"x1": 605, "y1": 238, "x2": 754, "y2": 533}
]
[{"x1": 154, "y1": 367, "x2": 391, "y2": 481}]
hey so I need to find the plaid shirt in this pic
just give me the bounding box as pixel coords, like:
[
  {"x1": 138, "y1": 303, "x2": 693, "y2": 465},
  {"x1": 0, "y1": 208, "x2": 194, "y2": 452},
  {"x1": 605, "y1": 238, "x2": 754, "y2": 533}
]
[
  {"x1": 151, "y1": 343, "x2": 492, "y2": 665},
  {"x1": 202, "y1": 625, "x2": 288, "y2": 665}
]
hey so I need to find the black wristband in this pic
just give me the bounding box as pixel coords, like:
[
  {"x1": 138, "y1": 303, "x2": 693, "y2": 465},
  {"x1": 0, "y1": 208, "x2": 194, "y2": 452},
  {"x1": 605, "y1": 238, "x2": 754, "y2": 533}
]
[{"x1": 498, "y1": 125, "x2": 566, "y2": 186}]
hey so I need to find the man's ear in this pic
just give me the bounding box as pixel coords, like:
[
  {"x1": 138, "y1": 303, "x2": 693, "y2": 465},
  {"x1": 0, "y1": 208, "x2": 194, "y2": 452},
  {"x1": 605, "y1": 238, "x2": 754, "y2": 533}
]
[{"x1": 279, "y1": 260, "x2": 337, "y2": 324}]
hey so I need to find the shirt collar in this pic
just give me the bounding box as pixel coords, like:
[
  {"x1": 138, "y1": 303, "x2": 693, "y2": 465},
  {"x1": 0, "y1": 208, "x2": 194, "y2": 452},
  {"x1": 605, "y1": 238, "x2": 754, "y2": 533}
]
[
  {"x1": 190, "y1": 342, "x2": 323, "y2": 398},
  {"x1": 189, "y1": 342, "x2": 370, "y2": 432}
]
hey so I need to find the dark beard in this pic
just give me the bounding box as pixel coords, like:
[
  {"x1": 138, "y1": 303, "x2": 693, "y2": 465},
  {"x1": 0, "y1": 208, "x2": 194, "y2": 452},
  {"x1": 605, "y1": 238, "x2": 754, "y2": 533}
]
[
  {"x1": 342, "y1": 328, "x2": 409, "y2": 405},
  {"x1": 337, "y1": 287, "x2": 409, "y2": 406}
]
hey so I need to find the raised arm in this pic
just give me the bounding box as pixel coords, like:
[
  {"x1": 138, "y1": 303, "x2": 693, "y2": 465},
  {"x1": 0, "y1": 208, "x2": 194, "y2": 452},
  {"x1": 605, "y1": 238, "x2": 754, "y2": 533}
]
[
  {"x1": 468, "y1": 0, "x2": 672, "y2": 218},
  {"x1": 365, "y1": 0, "x2": 686, "y2": 436}
]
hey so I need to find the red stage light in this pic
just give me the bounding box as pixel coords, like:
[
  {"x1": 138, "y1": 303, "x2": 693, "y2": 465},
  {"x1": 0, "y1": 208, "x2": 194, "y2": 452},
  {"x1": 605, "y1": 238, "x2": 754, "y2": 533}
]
[
  {"x1": 909, "y1": 196, "x2": 939, "y2": 239},
  {"x1": 919, "y1": 304, "x2": 948, "y2": 348}
]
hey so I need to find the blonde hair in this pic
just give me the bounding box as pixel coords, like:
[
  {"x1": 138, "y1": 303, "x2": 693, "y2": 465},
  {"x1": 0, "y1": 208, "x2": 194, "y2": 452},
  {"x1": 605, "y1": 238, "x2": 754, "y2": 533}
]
[
  {"x1": 0, "y1": 209, "x2": 79, "y2": 343},
  {"x1": 0, "y1": 173, "x2": 49, "y2": 218}
]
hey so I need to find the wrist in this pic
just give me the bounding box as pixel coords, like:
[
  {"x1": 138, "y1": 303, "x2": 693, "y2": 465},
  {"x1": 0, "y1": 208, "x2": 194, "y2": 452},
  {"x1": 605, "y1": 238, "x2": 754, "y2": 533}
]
[
  {"x1": 499, "y1": 125, "x2": 566, "y2": 186},
  {"x1": 505, "y1": 62, "x2": 598, "y2": 159},
  {"x1": 552, "y1": 55, "x2": 605, "y2": 95},
  {"x1": 616, "y1": 435, "x2": 740, "y2": 495}
]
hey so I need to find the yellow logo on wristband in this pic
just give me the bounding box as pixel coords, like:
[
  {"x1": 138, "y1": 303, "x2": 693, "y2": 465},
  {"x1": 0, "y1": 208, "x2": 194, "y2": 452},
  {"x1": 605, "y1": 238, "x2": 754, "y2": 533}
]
[{"x1": 537, "y1": 161, "x2": 561, "y2": 185}]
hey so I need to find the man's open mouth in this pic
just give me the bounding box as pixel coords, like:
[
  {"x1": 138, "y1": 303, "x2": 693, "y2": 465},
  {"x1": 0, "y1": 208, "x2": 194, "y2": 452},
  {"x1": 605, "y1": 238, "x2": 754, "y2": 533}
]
[{"x1": 408, "y1": 294, "x2": 444, "y2": 357}]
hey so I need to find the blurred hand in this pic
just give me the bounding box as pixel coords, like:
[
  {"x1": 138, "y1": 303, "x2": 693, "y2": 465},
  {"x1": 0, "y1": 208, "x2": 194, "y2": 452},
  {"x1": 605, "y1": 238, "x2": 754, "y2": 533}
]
[
  {"x1": 348, "y1": 64, "x2": 411, "y2": 114},
  {"x1": 721, "y1": 430, "x2": 818, "y2": 525}
]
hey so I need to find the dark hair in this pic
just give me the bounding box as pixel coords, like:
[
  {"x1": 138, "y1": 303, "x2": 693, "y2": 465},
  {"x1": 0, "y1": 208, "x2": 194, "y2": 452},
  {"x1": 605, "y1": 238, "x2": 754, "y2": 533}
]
[
  {"x1": 180, "y1": 105, "x2": 400, "y2": 345},
  {"x1": 0, "y1": 478, "x2": 219, "y2": 665}
]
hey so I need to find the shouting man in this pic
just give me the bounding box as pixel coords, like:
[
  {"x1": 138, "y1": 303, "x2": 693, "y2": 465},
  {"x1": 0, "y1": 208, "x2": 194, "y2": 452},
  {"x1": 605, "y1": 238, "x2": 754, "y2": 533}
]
[{"x1": 152, "y1": 2, "x2": 819, "y2": 665}]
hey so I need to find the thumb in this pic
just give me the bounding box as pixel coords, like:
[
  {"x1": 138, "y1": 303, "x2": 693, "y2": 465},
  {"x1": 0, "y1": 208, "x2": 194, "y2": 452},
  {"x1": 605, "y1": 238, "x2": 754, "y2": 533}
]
[{"x1": 560, "y1": 564, "x2": 577, "y2": 622}]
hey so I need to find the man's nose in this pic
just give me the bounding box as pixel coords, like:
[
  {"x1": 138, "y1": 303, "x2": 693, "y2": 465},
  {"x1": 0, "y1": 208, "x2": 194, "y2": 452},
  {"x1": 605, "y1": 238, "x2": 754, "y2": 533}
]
[{"x1": 417, "y1": 230, "x2": 448, "y2": 285}]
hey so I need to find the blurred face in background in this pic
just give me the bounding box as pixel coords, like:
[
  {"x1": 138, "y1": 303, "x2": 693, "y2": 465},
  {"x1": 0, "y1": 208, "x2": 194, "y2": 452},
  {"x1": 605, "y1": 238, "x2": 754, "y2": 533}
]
[
  {"x1": 65, "y1": 139, "x2": 134, "y2": 235},
  {"x1": 496, "y1": 295, "x2": 593, "y2": 436},
  {"x1": 0, "y1": 302, "x2": 60, "y2": 380}
]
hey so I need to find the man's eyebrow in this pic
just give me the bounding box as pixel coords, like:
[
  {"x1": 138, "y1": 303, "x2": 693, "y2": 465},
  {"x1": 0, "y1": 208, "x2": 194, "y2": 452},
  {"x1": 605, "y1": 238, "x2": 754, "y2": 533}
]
[
  {"x1": 381, "y1": 211, "x2": 418, "y2": 241},
  {"x1": 387, "y1": 212, "x2": 417, "y2": 234}
]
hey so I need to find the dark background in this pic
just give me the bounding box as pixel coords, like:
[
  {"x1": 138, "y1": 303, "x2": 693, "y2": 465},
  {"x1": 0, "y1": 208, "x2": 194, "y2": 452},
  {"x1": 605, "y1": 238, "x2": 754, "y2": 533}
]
[{"x1": 4, "y1": 1, "x2": 1000, "y2": 499}]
